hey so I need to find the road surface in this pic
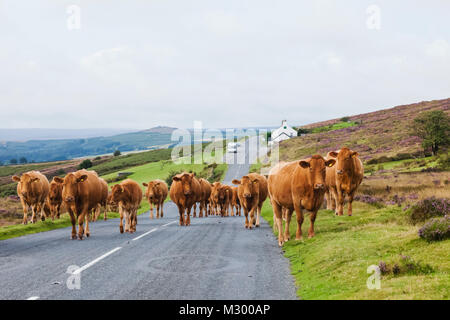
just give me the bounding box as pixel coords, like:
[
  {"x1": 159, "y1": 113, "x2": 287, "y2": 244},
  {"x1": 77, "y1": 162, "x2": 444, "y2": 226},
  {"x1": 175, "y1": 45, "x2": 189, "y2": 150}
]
[{"x1": 0, "y1": 136, "x2": 296, "y2": 300}]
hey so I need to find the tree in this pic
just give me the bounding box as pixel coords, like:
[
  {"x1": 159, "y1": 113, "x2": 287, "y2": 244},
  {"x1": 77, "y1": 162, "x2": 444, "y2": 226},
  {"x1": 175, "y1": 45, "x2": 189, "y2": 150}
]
[
  {"x1": 113, "y1": 150, "x2": 121, "y2": 157},
  {"x1": 78, "y1": 159, "x2": 93, "y2": 169},
  {"x1": 10, "y1": 158, "x2": 17, "y2": 165},
  {"x1": 412, "y1": 110, "x2": 450, "y2": 156},
  {"x1": 19, "y1": 157, "x2": 28, "y2": 164},
  {"x1": 297, "y1": 127, "x2": 310, "y2": 135}
]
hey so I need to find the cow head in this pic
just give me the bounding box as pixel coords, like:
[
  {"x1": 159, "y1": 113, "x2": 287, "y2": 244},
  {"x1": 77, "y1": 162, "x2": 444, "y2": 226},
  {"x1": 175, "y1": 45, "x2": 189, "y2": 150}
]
[
  {"x1": 172, "y1": 173, "x2": 195, "y2": 196},
  {"x1": 232, "y1": 176, "x2": 259, "y2": 199},
  {"x1": 143, "y1": 181, "x2": 162, "y2": 201},
  {"x1": 57, "y1": 173, "x2": 87, "y2": 203},
  {"x1": 218, "y1": 186, "x2": 229, "y2": 201},
  {"x1": 12, "y1": 174, "x2": 40, "y2": 198},
  {"x1": 110, "y1": 184, "x2": 129, "y2": 203},
  {"x1": 330, "y1": 147, "x2": 358, "y2": 175},
  {"x1": 299, "y1": 155, "x2": 335, "y2": 190}
]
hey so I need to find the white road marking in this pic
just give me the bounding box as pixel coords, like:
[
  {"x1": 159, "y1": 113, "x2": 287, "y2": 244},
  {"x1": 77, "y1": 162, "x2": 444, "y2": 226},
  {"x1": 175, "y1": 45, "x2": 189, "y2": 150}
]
[
  {"x1": 27, "y1": 296, "x2": 39, "y2": 300},
  {"x1": 73, "y1": 247, "x2": 122, "y2": 275},
  {"x1": 162, "y1": 221, "x2": 177, "y2": 227},
  {"x1": 132, "y1": 228, "x2": 158, "y2": 241}
]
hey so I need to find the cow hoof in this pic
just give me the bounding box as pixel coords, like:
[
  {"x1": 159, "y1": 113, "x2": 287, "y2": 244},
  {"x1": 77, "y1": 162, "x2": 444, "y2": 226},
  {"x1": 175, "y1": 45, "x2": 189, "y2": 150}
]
[
  {"x1": 120, "y1": 227, "x2": 124, "y2": 233},
  {"x1": 255, "y1": 224, "x2": 260, "y2": 228},
  {"x1": 78, "y1": 235, "x2": 83, "y2": 240},
  {"x1": 86, "y1": 233, "x2": 90, "y2": 237},
  {"x1": 71, "y1": 235, "x2": 77, "y2": 240}
]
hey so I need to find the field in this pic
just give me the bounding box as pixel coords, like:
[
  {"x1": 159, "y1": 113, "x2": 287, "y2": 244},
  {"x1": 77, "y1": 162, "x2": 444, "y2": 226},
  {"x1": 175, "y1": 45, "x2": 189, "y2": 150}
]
[{"x1": 261, "y1": 201, "x2": 449, "y2": 300}]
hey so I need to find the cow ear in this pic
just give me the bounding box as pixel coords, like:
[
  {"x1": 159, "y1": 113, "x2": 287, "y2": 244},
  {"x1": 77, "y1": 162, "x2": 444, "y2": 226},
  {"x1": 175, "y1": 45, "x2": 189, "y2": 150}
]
[
  {"x1": 142, "y1": 182, "x2": 148, "y2": 187},
  {"x1": 54, "y1": 177, "x2": 64, "y2": 183},
  {"x1": 329, "y1": 151, "x2": 338, "y2": 158},
  {"x1": 325, "y1": 159, "x2": 336, "y2": 168},
  {"x1": 172, "y1": 176, "x2": 181, "y2": 182},
  {"x1": 232, "y1": 179, "x2": 241, "y2": 185},
  {"x1": 351, "y1": 151, "x2": 359, "y2": 158},
  {"x1": 12, "y1": 175, "x2": 21, "y2": 182},
  {"x1": 77, "y1": 175, "x2": 88, "y2": 183},
  {"x1": 299, "y1": 160, "x2": 310, "y2": 168}
]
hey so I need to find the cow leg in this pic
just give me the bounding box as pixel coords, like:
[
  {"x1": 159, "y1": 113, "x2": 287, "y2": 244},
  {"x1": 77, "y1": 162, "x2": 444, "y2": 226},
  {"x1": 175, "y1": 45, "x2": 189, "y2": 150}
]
[
  {"x1": 199, "y1": 201, "x2": 203, "y2": 218},
  {"x1": 119, "y1": 207, "x2": 124, "y2": 233},
  {"x1": 103, "y1": 204, "x2": 107, "y2": 221},
  {"x1": 124, "y1": 210, "x2": 130, "y2": 232},
  {"x1": 248, "y1": 206, "x2": 256, "y2": 230},
  {"x1": 272, "y1": 202, "x2": 284, "y2": 246},
  {"x1": 30, "y1": 205, "x2": 37, "y2": 224},
  {"x1": 185, "y1": 206, "x2": 191, "y2": 226},
  {"x1": 283, "y1": 208, "x2": 293, "y2": 241},
  {"x1": 336, "y1": 188, "x2": 344, "y2": 216},
  {"x1": 20, "y1": 199, "x2": 29, "y2": 224},
  {"x1": 348, "y1": 191, "x2": 355, "y2": 216},
  {"x1": 255, "y1": 203, "x2": 263, "y2": 227},
  {"x1": 325, "y1": 191, "x2": 333, "y2": 210},
  {"x1": 243, "y1": 206, "x2": 250, "y2": 228},
  {"x1": 329, "y1": 187, "x2": 338, "y2": 214},
  {"x1": 177, "y1": 205, "x2": 185, "y2": 226},
  {"x1": 308, "y1": 211, "x2": 318, "y2": 238},
  {"x1": 149, "y1": 202, "x2": 154, "y2": 219},
  {"x1": 193, "y1": 203, "x2": 197, "y2": 218},
  {"x1": 67, "y1": 207, "x2": 77, "y2": 239},
  {"x1": 57, "y1": 205, "x2": 61, "y2": 219},
  {"x1": 293, "y1": 203, "x2": 304, "y2": 241},
  {"x1": 132, "y1": 211, "x2": 137, "y2": 232},
  {"x1": 78, "y1": 205, "x2": 89, "y2": 239},
  {"x1": 160, "y1": 201, "x2": 164, "y2": 218},
  {"x1": 156, "y1": 202, "x2": 160, "y2": 219},
  {"x1": 85, "y1": 210, "x2": 91, "y2": 237}
]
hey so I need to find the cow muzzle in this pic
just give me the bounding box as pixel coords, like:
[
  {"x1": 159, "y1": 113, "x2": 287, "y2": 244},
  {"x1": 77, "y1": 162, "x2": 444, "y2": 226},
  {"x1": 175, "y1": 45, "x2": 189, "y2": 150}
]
[
  {"x1": 337, "y1": 170, "x2": 343, "y2": 175},
  {"x1": 65, "y1": 196, "x2": 75, "y2": 203},
  {"x1": 244, "y1": 193, "x2": 251, "y2": 198},
  {"x1": 314, "y1": 183, "x2": 325, "y2": 190},
  {"x1": 184, "y1": 191, "x2": 191, "y2": 196}
]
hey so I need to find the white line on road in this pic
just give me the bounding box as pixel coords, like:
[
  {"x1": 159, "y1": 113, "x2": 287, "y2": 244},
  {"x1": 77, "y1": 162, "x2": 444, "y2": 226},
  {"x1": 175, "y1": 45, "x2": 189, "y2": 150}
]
[
  {"x1": 132, "y1": 228, "x2": 158, "y2": 241},
  {"x1": 73, "y1": 247, "x2": 122, "y2": 275},
  {"x1": 27, "y1": 296, "x2": 39, "y2": 300},
  {"x1": 162, "y1": 221, "x2": 177, "y2": 227}
]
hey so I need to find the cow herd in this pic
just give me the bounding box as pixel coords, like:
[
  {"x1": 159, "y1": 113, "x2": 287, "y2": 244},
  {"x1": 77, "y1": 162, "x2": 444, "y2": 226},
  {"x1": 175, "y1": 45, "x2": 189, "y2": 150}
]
[{"x1": 10, "y1": 147, "x2": 363, "y2": 246}]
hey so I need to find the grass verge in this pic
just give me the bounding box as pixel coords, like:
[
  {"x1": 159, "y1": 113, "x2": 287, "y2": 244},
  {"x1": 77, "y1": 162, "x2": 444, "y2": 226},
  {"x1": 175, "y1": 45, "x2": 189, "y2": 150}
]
[{"x1": 261, "y1": 200, "x2": 450, "y2": 300}]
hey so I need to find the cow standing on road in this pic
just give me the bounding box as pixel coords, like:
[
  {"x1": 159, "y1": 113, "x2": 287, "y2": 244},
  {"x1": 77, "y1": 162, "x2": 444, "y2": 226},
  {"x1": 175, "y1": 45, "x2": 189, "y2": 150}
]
[
  {"x1": 232, "y1": 173, "x2": 268, "y2": 229},
  {"x1": 46, "y1": 177, "x2": 64, "y2": 220},
  {"x1": 231, "y1": 186, "x2": 241, "y2": 216},
  {"x1": 325, "y1": 148, "x2": 364, "y2": 216},
  {"x1": 268, "y1": 155, "x2": 336, "y2": 246},
  {"x1": 198, "y1": 178, "x2": 212, "y2": 217},
  {"x1": 111, "y1": 179, "x2": 142, "y2": 233},
  {"x1": 12, "y1": 171, "x2": 50, "y2": 224},
  {"x1": 92, "y1": 177, "x2": 109, "y2": 222},
  {"x1": 143, "y1": 179, "x2": 168, "y2": 219},
  {"x1": 170, "y1": 172, "x2": 201, "y2": 226},
  {"x1": 55, "y1": 169, "x2": 104, "y2": 239}
]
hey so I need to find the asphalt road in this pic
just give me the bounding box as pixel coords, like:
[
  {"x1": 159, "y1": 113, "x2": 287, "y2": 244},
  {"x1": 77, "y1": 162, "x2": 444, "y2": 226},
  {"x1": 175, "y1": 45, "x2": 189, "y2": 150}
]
[{"x1": 0, "y1": 136, "x2": 297, "y2": 300}]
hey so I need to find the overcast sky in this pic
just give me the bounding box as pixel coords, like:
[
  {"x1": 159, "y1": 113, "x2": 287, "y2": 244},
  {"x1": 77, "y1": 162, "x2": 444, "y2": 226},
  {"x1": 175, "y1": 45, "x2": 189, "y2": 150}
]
[{"x1": 0, "y1": 0, "x2": 449, "y2": 130}]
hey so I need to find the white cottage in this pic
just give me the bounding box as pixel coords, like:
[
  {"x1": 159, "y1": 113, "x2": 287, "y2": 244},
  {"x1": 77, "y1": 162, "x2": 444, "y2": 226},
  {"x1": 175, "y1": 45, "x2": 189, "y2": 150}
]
[{"x1": 270, "y1": 120, "x2": 297, "y2": 144}]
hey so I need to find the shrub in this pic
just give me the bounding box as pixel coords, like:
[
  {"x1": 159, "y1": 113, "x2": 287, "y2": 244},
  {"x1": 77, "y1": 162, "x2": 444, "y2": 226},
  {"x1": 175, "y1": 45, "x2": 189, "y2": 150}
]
[
  {"x1": 113, "y1": 150, "x2": 121, "y2": 157},
  {"x1": 436, "y1": 153, "x2": 450, "y2": 171},
  {"x1": 165, "y1": 170, "x2": 184, "y2": 187},
  {"x1": 408, "y1": 197, "x2": 450, "y2": 224},
  {"x1": 378, "y1": 255, "x2": 434, "y2": 276},
  {"x1": 78, "y1": 159, "x2": 93, "y2": 170},
  {"x1": 418, "y1": 216, "x2": 450, "y2": 242},
  {"x1": 340, "y1": 116, "x2": 350, "y2": 122},
  {"x1": 354, "y1": 194, "x2": 384, "y2": 208}
]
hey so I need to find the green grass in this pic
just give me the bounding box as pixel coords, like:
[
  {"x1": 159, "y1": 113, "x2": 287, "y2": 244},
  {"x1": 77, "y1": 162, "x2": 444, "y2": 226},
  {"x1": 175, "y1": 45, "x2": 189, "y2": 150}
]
[
  {"x1": 310, "y1": 121, "x2": 358, "y2": 134},
  {"x1": 261, "y1": 201, "x2": 450, "y2": 300}
]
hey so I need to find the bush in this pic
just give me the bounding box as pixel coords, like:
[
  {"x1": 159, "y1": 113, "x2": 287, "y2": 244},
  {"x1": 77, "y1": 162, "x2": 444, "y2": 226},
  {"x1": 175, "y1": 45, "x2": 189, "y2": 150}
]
[
  {"x1": 378, "y1": 255, "x2": 434, "y2": 276},
  {"x1": 354, "y1": 194, "x2": 384, "y2": 208},
  {"x1": 78, "y1": 159, "x2": 93, "y2": 170},
  {"x1": 340, "y1": 116, "x2": 350, "y2": 122},
  {"x1": 113, "y1": 150, "x2": 121, "y2": 157},
  {"x1": 408, "y1": 197, "x2": 450, "y2": 224},
  {"x1": 436, "y1": 153, "x2": 450, "y2": 171},
  {"x1": 165, "y1": 170, "x2": 184, "y2": 187},
  {"x1": 418, "y1": 216, "x2": 450, "y2": 242}
]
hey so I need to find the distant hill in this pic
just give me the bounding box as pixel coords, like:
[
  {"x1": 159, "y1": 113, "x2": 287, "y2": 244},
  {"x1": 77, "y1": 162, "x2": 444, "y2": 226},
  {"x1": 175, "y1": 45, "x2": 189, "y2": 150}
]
[
  {"x1": 279, "y1": 98, "x2": 450, "y2": 162},
  {"x1": 0, "y1": 128, "x2": 136, "y2": 142},
  {"x1": 0, "y1": 127, "x2": 177, "y2": 163}
]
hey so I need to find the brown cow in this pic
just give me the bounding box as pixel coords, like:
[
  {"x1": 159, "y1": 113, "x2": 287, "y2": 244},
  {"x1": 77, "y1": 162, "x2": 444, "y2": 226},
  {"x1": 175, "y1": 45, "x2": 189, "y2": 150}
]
[
  {"x1": 325, "y1": 148, "x2": 364, "y2": 216},
  {"x1": 12, "y1": 171, "x2": 50, "y2": 224},
  {"x1": 143, "y1": 179, "x2": 168, "y2": 219},
  {"x1": 232, "y1": 173, "x2": 268, "y2": 229},
  {"x1": 169, "y1": 172, "x2": 201, "y2": 226},
  {"x1": 55, "y1": 169, "x2": 104, "y2": 239},
  {"x1": 107, "y1": 192, "x2": 119, "y2": 213},
  {"x1": 198, "y1": 178, "x2": 212, "y2": 218},
  {"x1": 211, "y1": 183, "x2": 231, "y2": 217},
  {"x1": 231, "y1": 186, "x2": 241, "y2": 216},
  {"x1": 268, "y1": 155, "x2": 336, "y2": 246},
  {"x1": 46, "y1": 177, "x2": 64, "y2": 220},
  {"x1": 111, "y1": 179, "x2": 143, "y2": 233},
  {"x1": 92, "y1": 177, "x2": 109, "y2": 222}
]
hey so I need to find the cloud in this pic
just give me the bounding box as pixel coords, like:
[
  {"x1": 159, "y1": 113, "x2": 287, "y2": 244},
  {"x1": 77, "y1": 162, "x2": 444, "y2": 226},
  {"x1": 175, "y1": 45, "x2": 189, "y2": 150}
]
[{"x1": 426, "y1": 39, "x2": 450, "y2": 58}]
